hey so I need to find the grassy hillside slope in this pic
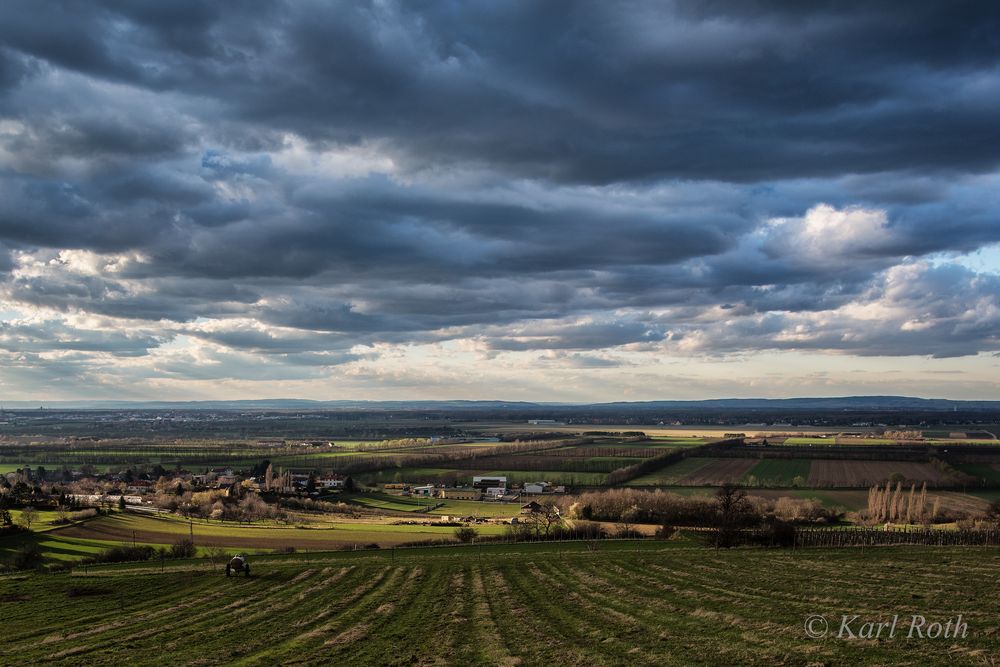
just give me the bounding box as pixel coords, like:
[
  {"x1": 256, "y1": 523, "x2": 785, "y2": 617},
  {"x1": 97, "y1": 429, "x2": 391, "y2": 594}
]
[{"x1": 1, "y1": 542, "x2": 997, "y2": 665}]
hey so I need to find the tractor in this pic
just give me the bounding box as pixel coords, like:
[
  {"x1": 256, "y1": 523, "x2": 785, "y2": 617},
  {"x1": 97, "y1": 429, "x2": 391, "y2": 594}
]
[{"x1": 226, "y1": 554, "x2": 250, "y2": 577}]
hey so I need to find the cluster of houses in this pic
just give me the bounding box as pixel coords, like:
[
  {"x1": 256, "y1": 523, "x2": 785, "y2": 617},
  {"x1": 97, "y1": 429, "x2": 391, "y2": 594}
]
[
  {"x1": 385, "y1": 476, "x2": 566, "y2": 502},
  {"x1": 190, "y1": 468, "x2": 347, "y2": 494},
  {"x1": 2, "y1": 464, "x2": 348, "y2": 504}
]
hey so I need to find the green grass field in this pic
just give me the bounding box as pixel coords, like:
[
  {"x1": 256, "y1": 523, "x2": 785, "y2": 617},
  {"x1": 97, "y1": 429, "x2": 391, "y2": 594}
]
[
  {"x1": 955, "y1": 464, "x2": 1000, "y2": 485},
  {"x1": 742, "y1": 459, "x2": 812, "y2": 486},
  {"x1": 780, "y1": 436, "x2": 835, "y2": 445},
  {"x1": 966, "y1": 489, "x2": 1000, "y2": 503},
  {"x1": 1, "y1": 543, "x2": 997, "y2": 665},
  {"x1": 5, "y1": 508, "x2": 71, "y2": 533}
]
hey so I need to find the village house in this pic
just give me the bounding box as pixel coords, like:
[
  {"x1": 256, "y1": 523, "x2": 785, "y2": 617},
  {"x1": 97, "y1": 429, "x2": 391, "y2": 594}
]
[
  {"x1": 316, "y1": 474, "x2": 345, "y2": 490},
  {"x1": 289, "y1": 473, "x2": 311, "y2": 488},
  {"x1": 126, "y1": 479, "x2": 155, "y2": 495}
]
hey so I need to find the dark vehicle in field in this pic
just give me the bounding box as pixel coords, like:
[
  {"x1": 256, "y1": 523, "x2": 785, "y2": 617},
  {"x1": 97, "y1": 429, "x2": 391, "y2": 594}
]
[{"x1": 226, "y1": 554, "x2": 250, "y2": 577}]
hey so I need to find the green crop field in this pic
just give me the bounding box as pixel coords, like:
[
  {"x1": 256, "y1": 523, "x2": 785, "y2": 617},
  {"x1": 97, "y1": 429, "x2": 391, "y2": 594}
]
[
  {"x1": 1, "y1": 543, "x2": 997, "y2": 665},
  {"x1": 955, "y1": 464, "x2": 1000, "y2": 485},
  {"x1": 967, "y1": 489, "x2": 1000, "y2": 503},
  {"x1": 742, "y1": 459, "x2": 812, "y2": 486},
  {"x1": 782, "y1": 436, "x2": 837, "y2": 444}
]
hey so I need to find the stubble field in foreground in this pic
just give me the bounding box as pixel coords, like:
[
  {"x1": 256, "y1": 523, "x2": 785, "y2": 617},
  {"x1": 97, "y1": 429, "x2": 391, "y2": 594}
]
[{"x1": 1, "y1": 542, "x2": 998, "y2": 666}]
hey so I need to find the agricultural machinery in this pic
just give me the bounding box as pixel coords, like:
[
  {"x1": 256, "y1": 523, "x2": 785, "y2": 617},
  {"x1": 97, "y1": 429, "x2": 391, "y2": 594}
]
[{"x1": 226, "y1": 554, "x2": 250, "y2": 577}]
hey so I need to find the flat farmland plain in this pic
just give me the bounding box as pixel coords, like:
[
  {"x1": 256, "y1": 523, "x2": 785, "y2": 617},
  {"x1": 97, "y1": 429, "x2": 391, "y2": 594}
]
[{"x1": 2, "y1": 543, "x2": 998, "y2": 665}]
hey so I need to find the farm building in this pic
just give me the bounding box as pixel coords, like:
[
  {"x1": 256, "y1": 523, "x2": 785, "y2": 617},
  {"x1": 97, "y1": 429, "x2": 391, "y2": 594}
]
[
  {"x1": 412, "y1": 485, "x2": 435, "y2": 497},
  {"x1": 523, "y1": 482, "x2": 551, "y2": 494},
  {"x1": 439, "y1": 487, "x2": 481, "y2": 500},
  {"x1": 521, "y1": 501, "x2": 544, "y2": 514},
  {"x1": 383, "y1": 483, "x2": 410, "y2": 492},
  {"x1": 473, "y1": 476, "x2": 507, "y2": 490}
]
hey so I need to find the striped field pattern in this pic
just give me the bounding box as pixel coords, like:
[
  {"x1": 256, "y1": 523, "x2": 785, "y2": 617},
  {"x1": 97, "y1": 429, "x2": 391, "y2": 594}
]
[{"x1": 1, "y1": 542, "x2": 998, "y2": 665}]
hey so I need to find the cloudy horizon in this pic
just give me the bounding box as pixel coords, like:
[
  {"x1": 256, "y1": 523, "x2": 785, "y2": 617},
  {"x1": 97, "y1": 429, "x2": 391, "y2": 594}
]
[{"x1": 0, "y1": 1, "x2": 999, "y2": 402}]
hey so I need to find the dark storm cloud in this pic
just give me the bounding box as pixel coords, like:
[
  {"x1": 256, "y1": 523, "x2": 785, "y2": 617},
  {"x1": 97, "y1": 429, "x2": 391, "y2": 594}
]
[
  {"x1": 2, "y1": 1, "x2": 999, "y2": 181},
  {"x1": 0, "y1": 0, "x2": 999, "y2": 374}
]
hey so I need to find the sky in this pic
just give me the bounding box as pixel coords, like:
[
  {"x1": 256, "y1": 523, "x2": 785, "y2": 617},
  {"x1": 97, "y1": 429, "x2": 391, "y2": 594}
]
[{"x1": 0, "y1": 1, "x2": 999, "y2": 402}]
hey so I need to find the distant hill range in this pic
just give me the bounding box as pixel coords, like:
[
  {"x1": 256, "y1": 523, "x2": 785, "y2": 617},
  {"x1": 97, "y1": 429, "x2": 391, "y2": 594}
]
[{"x1": 2, "y1": 396, "x2": 1000, "y2": 411}]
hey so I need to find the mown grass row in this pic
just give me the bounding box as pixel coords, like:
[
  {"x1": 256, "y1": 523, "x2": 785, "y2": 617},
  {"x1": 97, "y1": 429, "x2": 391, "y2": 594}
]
[{"x1": 2, "y1": 543, "x2": 999, "y2": 665}]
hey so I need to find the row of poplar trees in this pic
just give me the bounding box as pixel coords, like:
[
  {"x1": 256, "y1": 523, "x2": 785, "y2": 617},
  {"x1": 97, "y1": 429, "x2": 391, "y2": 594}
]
[{"x1": 866, "y1": 481, "x2": 939, "y2": 523}]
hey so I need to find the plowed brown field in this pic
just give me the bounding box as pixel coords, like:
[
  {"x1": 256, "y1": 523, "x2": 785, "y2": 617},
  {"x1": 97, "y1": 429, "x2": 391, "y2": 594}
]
[
  {"x1": 807, "y1": 460, "x2": 958, "y2": 487},
  {"x1": 678, "y1": 458, "x2": 757, "y2": 485}
]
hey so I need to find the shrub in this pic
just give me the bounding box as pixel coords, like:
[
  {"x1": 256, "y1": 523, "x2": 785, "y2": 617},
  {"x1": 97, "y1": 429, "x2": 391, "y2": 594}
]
[
  {"x1": 203, "y1": 546, "x2": 230, "y2": 562},
  {"x1": 0, "y1": 523, "x2": 26, "y2": 537},
  {"x1": 169, "y1": 538, "x2": 197, "y2": 559},
  {"x1": 654, "y1": 524, "x2": 677, "y2": 540},
  {"x1": 13, "y1": 543, "x2": 44, "y2": 570},
  {"x1": 85, "y1": 545, "x2": 156, "y2": 564},
  {"x1": 614, "y1": 526, "x2": 645, "y2": 539},
  {"x1": 454, "y1": 526, "x2": 479, "y2": 543},
  {"x1": 765, "y1": 519, "x2": 798, "y2": 547},
  {"x1": 46, "y1": 561, "x2": 74, "y2": 573}
]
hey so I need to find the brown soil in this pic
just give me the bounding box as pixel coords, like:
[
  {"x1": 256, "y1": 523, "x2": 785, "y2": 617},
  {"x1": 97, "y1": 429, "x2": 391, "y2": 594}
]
[
  {"x1": 678, "y1": 458, "x2": 757, "y2": 485},
  {"x1": 807, "y1": 460, "x2": 957, "y2": 487}
]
